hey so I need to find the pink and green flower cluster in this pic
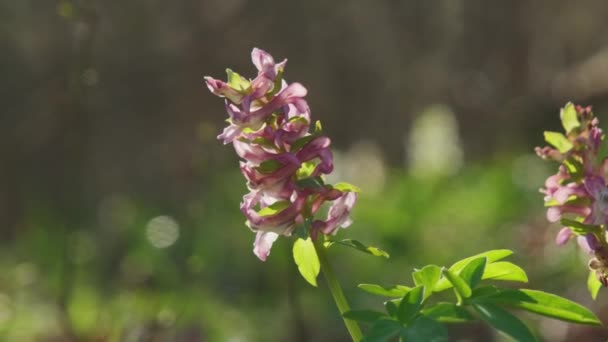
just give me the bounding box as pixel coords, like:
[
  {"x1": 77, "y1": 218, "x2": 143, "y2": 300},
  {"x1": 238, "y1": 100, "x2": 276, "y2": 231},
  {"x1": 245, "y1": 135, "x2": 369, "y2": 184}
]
[
  {"x1": 537, "y1": 103, "x2": 608, "y2": 286},
  {"x1": 205, "y1": 48, "x2": 358, "y2": 261}
]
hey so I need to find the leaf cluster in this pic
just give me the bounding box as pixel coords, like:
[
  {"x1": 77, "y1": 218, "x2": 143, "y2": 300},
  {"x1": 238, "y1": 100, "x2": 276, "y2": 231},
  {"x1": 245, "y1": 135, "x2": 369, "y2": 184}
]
[{"x1": 344, "y1": 250, "x2": 602, "y2": 341}]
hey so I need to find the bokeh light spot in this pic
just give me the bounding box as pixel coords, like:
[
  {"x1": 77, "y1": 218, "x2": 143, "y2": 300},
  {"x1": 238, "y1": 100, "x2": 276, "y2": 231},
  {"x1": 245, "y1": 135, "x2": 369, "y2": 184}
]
[{"x1": 145, "y1": 216, "x2": 180, "y2": 248}]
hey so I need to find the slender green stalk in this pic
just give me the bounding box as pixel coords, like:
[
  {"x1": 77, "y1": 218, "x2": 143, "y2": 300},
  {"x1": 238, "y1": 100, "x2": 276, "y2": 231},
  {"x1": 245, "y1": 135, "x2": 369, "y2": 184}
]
[{"x1": 314, "y1": 239, "x2": 364, "y2": 341}]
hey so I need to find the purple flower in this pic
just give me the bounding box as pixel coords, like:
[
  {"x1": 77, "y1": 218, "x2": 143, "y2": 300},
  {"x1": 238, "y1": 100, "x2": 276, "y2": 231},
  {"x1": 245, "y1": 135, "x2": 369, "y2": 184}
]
[
  {"x1": 312, "y1": 192, "x2": 358, "y2": 235},
  {"x1": 206, "y1": 48, "x2": 359, "y2": 261},
  {"x1": 537, "y1": 103, "x2": 608, "y2": 285}
]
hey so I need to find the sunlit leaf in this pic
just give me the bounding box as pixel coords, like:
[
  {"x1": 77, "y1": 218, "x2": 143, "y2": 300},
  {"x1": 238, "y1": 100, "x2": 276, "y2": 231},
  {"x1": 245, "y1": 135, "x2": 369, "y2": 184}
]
[
  {"x1": 226, "y1": 68, "x2": 250, "y2": 91},
  {"x1": 561, "y1": 102, "x2": 580, "y2": 134},
  {"x1": 435, "y1": 250, "x2": 515, "y2": 291},
  {"x1": 473, "y1": 303, "x2": 536, "y2": 342},
  {"x1": 459, "y1": 257, "x2": 486, "y2": 289},
  {"x1": 292, "y1": 237, "x2": 320, "y2": 287},
  {"x1": 588, "y1": 270, "x2": 601, "y2": 300},
  {"x1": 412, "y1": 265, "x2": 442, "y2": 300},
  {"x1": 472, "y1": 288, "x2": 602, "y2": 325},
  {"x1": 333, "y1": 182, "x2": 361, "y2": 193},
  {"x1": 544, "y1": 131, "x2": 573, "y2": 153},
  {"x1": 358, "y1": 284, "x2": 411, "y2": 297},
  {"x1": 442, "y1": 268, "x2": 471, "y2": 300},
  {"x1": 257, "y1": 201, "x2": 290, "y2": 216},
  {"x1": 482, "y1": 261, "x2": 528, "y2": 283}
]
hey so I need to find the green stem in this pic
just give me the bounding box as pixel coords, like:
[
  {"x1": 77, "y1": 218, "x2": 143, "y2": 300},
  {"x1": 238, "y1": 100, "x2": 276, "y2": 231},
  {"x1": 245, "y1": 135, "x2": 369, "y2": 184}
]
[{"x1": 314, "y1": 239, "x2": 364, "y2": 341}]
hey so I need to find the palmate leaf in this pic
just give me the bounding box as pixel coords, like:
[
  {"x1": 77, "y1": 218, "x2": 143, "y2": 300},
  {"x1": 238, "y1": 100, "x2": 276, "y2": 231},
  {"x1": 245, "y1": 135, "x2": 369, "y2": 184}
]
[
  {"x1": 435, "y1": 250, "x2": 527, "y2": 292},
  {"x1": 471, "y1": 288, "x2": 602, "y2": 325},
  {"x1": 292, "y1": 237, "x2": 320, "y2": 287},
  {"x1": 473, "y1": 303, "x2": 536, "y2": 342}
]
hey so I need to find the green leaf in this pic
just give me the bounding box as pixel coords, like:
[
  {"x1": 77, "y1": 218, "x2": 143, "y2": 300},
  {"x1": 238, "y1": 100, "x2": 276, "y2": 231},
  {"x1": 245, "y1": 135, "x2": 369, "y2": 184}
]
[
  {"x1": 473, "y1": 303, "x2": 536, "y2": 342},
  {"x1": 296, "y1": 176, "x2": 325, "y2": 190},
  {"x1": 561, "y1": 102, "x2": 581, "y2": 134},
  {"x1": 384, "y1": 299, "x2": 400, "y2": 318},
  {"x1": 563, "y1": 158, "x2": 585, "y2": 181},
  {"x1": 362, "y1": 318, "x2": 402, "y2": 342},
  {"x1": 256, "y1": 159, "x2": 283, "y2": 174},
  {"x1": 291, "y1": 135, "x2": 316, "y2": 152},
  {"x1": 333, "y1": 182, "x2": 362, "y2": 193},
  {"x1": 588, "y1": 270, "x2": 602, "y2": 300},
  {"x1": 292, "y1": 237, "x2": 320, "y2": 287},
  {"x1": 544, "y1": 131, "x2": 574, "y2": 153},
  {"x1": 421, "y1": 303, "x2": 474, "y2": 323},
  {"x1": 295, "y1": 160, "x2": 317, "y2": 178},
  {"x1": 472, "y1": 288, "x2": 602, "y2": 325},
  {"x1": 257, "y1": 201, "x2": 290, "y2": 216},
  {"x1": 268, "y1": 68, "x2": 284, "y2": 97},
  {"x1": 482, "y1": 262, "x2": 528, "y2": 283},
  {"x1": 398, "y1": 286, "x2": 424, "y2": 323},
  {"x1": 358, "y1": 284, "x2": 411, "y2": 297},
  {"x1": 435, "y1": 250, "x2": 514, "y2": 291},
  {"x1": 470, "y1": 286, "x2": 501, "y2": 298},
  {"x1": 442, "y1": 268, "x2": 472, "y2": 300},
  {"x1": 412, "y1": 265, "x2": 442, "y2": 300},
  {"x1": 314, "y1": 120, "x2": 323, "y2": 133},
  {"x1": 342, "y1": 310, "x2": 387, "y2": 323},
  {"x1": 225, "y1": 68, "x2": 250, "y2": 91},
  {"x1": 459, "y1": 257, "x2": 486, "y2": 289},
  {"x1": 560, "y1": 218, "x2": 602, "y2": 236},
  {"x1": 400, "y1": 316, "x2": 448, "y2": 342},
  {"x1": 326, "y1": 239, "x2": 389, "y2": 258},
  {"x1": 251, "y1": 136, "x2": 275, "y2": 148}
]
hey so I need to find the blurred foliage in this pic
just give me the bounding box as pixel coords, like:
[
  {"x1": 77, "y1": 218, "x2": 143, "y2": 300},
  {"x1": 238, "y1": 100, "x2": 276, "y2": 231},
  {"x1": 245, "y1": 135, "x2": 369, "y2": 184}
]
[
  {"x1": 4, "y1": 0, "x2": 608, "y2": 341},
  {"x1": 0, "y1": 158, "x2": 607, "y2": 341}
]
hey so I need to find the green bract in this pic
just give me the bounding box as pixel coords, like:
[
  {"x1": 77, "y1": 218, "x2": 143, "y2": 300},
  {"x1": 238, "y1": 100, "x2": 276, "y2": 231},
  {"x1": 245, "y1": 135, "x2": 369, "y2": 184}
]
[{"x1": 544, "y1": 131, "x2": 574, "y2": 153}]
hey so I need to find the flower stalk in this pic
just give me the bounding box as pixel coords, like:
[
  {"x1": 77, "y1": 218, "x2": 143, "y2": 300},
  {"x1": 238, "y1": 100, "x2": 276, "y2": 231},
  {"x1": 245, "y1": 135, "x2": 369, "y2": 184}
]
[{"x1": 314, "y1": 239, "x2": 364, "y2": 341}]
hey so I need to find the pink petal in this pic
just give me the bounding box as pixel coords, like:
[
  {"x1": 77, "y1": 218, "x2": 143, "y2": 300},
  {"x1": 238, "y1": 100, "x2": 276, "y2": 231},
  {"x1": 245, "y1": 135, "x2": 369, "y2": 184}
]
[
  {"x1": 253, "y1": 231, "x2": 279, "y2": 261},
  {"x1": 555, "y1": 227, "x2": 572, "y2": 245}
]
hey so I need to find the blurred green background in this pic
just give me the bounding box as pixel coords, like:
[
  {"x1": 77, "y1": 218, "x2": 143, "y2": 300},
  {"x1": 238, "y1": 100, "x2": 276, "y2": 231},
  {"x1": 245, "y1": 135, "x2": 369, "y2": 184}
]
[{"x1": 3, "y1": 0, "x2": 608, "y2": 341}]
